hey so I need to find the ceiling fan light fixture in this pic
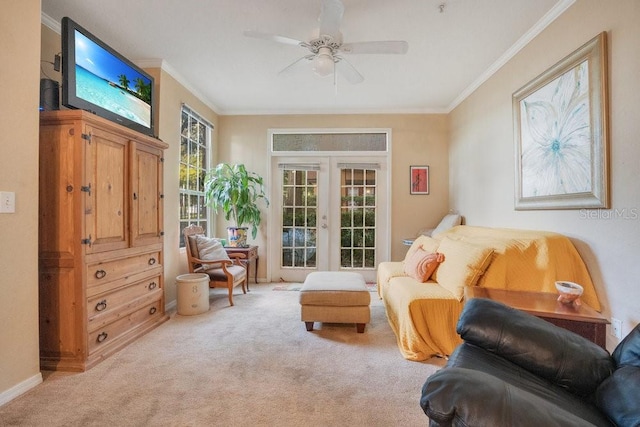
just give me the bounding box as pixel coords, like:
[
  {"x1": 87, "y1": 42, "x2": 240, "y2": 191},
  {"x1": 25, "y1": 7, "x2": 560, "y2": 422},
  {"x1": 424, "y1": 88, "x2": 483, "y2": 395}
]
[
  {"x1": 244, "y1": 0, "x2": 408, "y2": 84},
  {"x1": 313, "y1": 47, "x2": 334, "y2": 77}
]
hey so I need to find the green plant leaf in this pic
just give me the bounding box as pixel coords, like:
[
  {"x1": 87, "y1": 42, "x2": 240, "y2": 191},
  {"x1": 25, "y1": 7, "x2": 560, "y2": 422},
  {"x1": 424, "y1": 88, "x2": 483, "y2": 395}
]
[{"x1": 204, "y1": 163, "x2": 269, "y2": 241}]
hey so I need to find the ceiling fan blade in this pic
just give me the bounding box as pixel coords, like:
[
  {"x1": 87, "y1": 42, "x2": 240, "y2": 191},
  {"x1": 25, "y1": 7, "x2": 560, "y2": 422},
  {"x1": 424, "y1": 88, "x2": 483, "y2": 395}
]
[
  {"x1": 278, "y1": 55, "x2": 315, "y2": 76},
  {"x1": 340, "y1": 41, "x2": 409, "y2": 55},
  {"x1": 335, "y1": 58, "x2": 364, "y2": 84},
  {"x1": 318, "y1": 0, "x2": 344, "y2": 38},
  {"x1": 243, "y1": 30, "x2": 304, "y2": 47}
]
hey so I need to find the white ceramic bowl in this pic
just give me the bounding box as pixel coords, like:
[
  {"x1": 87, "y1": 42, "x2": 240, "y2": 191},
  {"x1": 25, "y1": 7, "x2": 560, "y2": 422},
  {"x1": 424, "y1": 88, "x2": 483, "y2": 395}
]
[{"x1": 555, "y1": 281, "x2": 584, "y2": 304}]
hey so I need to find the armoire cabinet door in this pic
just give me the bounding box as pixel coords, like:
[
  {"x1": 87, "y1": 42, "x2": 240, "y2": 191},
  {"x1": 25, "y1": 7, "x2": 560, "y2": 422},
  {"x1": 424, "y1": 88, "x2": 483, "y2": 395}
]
[
  {"x1": 131, "y1": 141, "x2": 164, "y2": 247},
  {"x1": 84, "y1": 125, "x2": 130, "y2": 254}
]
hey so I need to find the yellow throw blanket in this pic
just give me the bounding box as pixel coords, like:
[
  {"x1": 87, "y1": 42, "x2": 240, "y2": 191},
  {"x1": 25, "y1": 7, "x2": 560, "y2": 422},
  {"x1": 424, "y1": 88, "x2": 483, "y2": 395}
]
[
  {"x1": 377, "y1": 226, "x2": 601, "y2": 360},
  {"x1": 447, "y1": 226, "x2": 599, "y2": 310}
]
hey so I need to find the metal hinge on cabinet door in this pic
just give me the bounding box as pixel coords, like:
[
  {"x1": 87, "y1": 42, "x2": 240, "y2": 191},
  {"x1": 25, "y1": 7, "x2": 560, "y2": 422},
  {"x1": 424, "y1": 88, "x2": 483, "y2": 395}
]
[
  {"x1": 81, "y1": 133, "x2": 92, "y2": 143},
  {"x1": 80, "y1": 183, "x2": 91, "y2": 196},
  {"x1": 81, "y1": 234, "x2": 92, "y2": 247},
  {"x1": 160, "y1": 157, "x2": 164, "y2": 163}
]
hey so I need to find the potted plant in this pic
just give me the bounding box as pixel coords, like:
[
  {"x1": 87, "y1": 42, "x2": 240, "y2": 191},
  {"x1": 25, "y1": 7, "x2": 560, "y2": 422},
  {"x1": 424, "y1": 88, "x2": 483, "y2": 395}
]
[{"x1": 204, "y1": 163, "x2": 269, "y2": 247}]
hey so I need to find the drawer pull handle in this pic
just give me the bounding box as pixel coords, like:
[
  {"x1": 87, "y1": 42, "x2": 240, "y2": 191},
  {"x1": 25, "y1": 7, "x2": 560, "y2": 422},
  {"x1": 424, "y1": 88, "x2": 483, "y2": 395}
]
[
  {"x1": 148, "y1": 257, "x2": 156, "y2": 265},
  {"x1": 149, "y1": 307, "x2": 157, "y2": 315},
  {"x1": 95, "y1": 300, "x2": 107, "y2": 312},
  {"x1": 148, "y1": 282, "x2": 157, "y2": 290},
  {"x1": 96, "y1": 332, "x2": 108, "y2": 343},
  {"x1": 95, "y1": 270, "x2": 107, "y2": 279}
]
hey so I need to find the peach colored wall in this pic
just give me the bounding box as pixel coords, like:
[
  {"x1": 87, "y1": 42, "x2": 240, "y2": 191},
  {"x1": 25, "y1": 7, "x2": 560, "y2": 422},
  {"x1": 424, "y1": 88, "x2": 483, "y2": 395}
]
[
  {"x1": 150, "y1": 69, "x2": 219, "y2": 305},
  {"x1": 449, "y1": 0, "x2": 640, "y2": 351},
  {"x1": 0, "y1": 0, "x2": 42, "y2": 403},
  {"x1": 218, "y1": 114, "x2": 449, "y2": 280}
]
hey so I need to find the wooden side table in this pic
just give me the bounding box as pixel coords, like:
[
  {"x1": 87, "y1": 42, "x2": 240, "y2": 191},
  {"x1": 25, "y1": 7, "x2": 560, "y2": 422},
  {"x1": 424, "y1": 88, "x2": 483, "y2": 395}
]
[
  {"x1": 465, "y1": 287, "x2": 609, "y2": 349},
  {"x1": 224, "y1": 245, "x2": 259, "y2": 289}
]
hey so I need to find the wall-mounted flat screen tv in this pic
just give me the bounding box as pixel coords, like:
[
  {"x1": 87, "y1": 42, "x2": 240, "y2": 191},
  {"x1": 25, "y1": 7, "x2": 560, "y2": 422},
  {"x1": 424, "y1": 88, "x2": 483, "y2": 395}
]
[{"x1": 61, "y1": 17, "x2": 155, "y2": 137}]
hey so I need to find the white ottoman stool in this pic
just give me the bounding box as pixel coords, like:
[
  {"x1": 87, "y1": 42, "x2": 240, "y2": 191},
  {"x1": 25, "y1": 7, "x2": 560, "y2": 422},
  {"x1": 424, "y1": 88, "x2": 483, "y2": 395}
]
[{"x1": 299, "y1": 272, "x2": 371, "y2": 333}]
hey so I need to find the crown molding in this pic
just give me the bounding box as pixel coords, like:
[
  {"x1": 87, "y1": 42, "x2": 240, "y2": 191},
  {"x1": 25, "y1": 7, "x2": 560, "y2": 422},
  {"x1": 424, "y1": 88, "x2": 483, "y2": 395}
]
[
  {"x1": 135, "y1": 59, "x2": 222, "y2": 114},
  {"x1": 220, "y1": 107, "x2": 448, "y2": 116},
  {"x1": 41, "y1": 11, "x2": 61, "y2": 33},
  {"x1": 42, "y1": 0, "x2": 575, "y2": 117},
  {"x1": 447, "y1": 0, "x2": 576, "y2": 112}
]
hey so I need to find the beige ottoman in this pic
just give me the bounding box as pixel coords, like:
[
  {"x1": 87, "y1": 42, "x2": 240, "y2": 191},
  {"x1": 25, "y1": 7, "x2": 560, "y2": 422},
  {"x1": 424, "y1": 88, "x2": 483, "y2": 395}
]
[{"x1": 299, "y1": 272, "x2": 371, "y2": 333}]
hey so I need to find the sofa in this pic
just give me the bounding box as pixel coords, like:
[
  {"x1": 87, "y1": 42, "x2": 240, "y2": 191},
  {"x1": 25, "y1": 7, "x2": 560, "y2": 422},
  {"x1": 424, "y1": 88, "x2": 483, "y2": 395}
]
[
  {"x1": 420, "y1": 298, "x2": 640, "y2": 427},
  {"x1": 377, "y1": 225, "x2": 601, "y2": 360}
]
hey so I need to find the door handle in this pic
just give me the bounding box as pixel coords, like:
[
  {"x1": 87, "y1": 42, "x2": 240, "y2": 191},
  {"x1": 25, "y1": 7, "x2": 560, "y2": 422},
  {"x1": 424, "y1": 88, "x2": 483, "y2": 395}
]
[{"x1": 321, "y1": 224, "x2": 328, "y2": 229}]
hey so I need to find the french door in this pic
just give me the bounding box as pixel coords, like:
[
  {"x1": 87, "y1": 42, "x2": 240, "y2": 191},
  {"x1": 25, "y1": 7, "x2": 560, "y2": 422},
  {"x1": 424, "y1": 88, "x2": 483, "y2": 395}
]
[{"x1": 270, "y1": 156, "x2": 388, "y2": 283}]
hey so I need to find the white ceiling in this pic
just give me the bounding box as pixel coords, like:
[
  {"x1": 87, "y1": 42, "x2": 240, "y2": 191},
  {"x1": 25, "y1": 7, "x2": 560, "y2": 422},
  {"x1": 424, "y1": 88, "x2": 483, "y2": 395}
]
[{"x1": 41, "y1": 0, "x2": 569, "y2": 115}]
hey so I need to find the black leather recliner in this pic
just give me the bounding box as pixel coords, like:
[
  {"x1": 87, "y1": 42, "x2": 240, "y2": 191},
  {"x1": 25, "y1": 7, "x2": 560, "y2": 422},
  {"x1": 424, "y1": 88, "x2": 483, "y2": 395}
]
[{"x1": 420, "y1": 298, "x2": 640, "y2": 427}]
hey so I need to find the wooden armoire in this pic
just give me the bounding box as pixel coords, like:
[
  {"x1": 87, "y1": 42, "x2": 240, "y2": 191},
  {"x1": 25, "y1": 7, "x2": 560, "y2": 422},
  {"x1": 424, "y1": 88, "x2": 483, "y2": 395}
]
[{"x1": 38, "y1": 110, "x2": 169, "y2": 371}]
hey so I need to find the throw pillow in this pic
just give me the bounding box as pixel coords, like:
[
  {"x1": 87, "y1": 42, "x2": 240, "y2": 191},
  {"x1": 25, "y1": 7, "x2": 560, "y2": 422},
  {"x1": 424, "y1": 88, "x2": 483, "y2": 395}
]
[
  {"x1": 431, "y1": 213, "x2": 462, "y2": 237},
  {"x1": 195, "y1": 235, "x2": 230, "y2": 269},
  {"x1": 404, "y1": 248, "x2": 445, "y2": 283},
  {"x1": 404, "y1": 235, "x2": 441, "y2": 263},
  {"x1": 432, "y1": 237, "x2": 494, "y2": 301}
]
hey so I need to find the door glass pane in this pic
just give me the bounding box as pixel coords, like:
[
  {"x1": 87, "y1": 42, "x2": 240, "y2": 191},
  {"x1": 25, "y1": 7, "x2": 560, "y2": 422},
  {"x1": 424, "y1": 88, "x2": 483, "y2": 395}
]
[
  {"x1": 282, "y1": 248, "x2": 293, "y2": 267},
  {"x1": 283, "y1": 208, "x2": 293, "y2": 226},
  {"x1": 294, "y1": 249, "x2": 306, "y2": 267},
  {"x1": 281, "y1": 169, "x2": 317, "y2": 269},
  {"x1": 340, "y1": 168, "x2": 377, "y2": 269},
  {"x1": 283, "y1": 187, "x2": 294, "y2": 206},
  {"x1": 306, "y1": 249, "x2": 316, "y2": 267}
]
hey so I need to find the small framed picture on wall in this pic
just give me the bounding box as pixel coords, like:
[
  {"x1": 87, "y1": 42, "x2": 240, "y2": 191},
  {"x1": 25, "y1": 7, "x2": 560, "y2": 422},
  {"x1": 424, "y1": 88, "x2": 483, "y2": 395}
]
[{"x1": 410, "y1": 166, "x2": 429, "y2": 195}]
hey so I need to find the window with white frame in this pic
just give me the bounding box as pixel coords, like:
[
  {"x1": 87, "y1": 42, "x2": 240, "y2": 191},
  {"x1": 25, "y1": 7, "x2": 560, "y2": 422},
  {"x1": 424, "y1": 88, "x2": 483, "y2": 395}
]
[{"x1": 179, "y1": 105, "x2": 212, "y2": 247}]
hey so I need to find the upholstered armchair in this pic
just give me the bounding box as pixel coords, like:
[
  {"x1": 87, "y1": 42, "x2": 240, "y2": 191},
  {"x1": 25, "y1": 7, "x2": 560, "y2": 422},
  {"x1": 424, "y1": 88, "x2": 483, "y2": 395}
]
[{"x1": 183, "y1": 225, "x2": 247, "y2": 306}]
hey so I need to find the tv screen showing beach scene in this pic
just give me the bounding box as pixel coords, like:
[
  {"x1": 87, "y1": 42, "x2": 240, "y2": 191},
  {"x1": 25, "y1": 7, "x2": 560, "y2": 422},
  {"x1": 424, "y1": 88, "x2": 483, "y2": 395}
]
[{"x1": 73, "y1": 29, "x2": 152, "y2": 129}]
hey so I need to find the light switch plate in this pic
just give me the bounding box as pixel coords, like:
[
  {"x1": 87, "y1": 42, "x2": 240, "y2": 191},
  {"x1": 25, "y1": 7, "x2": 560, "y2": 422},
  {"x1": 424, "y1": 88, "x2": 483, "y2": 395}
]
[{"x1": 0, "y1": 191, "x2": 15, "y2": 213}]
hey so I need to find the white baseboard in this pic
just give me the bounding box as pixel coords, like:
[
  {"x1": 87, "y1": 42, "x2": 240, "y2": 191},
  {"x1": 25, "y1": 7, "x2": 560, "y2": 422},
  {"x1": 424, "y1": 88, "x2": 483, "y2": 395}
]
[{"x1": 0, "y1": 372, "x2": 43, "y2": 407}]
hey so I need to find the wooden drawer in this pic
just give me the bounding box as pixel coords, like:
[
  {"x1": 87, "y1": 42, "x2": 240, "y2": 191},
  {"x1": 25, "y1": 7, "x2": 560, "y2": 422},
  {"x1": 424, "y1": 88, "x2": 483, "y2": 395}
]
[
  {"x1": 87, "y1": 275, "x2": 161, "y2": 321},
  {"x1": 86, "y1": 251, "x2": 161, "y2": 288},
  {"x1": 88, "y1": 299, "x2": 162, "y2": 354},
  {"x1": 87, "y1": 288, "x2": 162, "y2": 333},
  {"x1": 87, "y1": 265, "x2": 162, "y2": 298}
]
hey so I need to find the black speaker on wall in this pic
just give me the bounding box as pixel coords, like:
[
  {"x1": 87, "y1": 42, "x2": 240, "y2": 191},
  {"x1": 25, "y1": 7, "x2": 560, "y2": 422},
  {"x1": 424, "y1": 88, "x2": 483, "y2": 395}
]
[{"x1": 40, "y1": 78, "x2": 60, "y2": 111}]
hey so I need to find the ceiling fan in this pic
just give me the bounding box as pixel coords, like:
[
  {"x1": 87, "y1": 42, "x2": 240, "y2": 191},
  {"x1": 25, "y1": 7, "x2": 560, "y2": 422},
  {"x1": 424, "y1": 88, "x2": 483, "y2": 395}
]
[{"x1": 244, "y1": 0, "x2": 409, "y2": 84}]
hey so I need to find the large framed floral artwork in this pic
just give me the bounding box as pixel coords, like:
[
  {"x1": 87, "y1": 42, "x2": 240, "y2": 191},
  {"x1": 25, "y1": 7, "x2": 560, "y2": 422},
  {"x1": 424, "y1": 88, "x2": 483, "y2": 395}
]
[{"x1": 513, "y1": 32, "x2": 609, "y2": 210}]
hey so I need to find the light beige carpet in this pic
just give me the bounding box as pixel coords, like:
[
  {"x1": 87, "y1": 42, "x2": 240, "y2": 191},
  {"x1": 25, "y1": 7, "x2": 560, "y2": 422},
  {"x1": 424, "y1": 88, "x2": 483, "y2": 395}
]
[{"x1": 0, "y1": 283, "x2": 444, "y2": 426}]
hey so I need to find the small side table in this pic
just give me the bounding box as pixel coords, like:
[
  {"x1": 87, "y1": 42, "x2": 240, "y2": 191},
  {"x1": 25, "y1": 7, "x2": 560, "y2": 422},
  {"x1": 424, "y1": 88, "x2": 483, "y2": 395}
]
[
  {"x1": 465, "y1": 287, "x2": 609, "y2": 349},
  {"x1": 224, "y1": 245, "x2": 259, "y2": 290}
]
